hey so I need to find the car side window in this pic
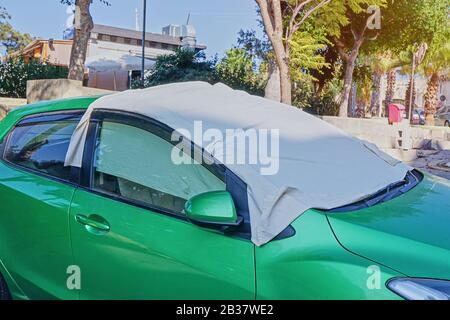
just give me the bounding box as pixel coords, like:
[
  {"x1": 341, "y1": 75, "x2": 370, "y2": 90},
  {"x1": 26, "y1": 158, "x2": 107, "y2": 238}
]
[
  {"x1": 3, "y1": 120, "x2": 78, "y2": 181},
  {"x1": 93, "y1": 121, "x2": 226, "y2": 215}
]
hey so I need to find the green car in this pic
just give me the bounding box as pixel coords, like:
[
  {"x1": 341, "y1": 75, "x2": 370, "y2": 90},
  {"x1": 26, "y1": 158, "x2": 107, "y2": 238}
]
[{"x1": 0, "y1": 96, "x2": 449, "y2": 300}]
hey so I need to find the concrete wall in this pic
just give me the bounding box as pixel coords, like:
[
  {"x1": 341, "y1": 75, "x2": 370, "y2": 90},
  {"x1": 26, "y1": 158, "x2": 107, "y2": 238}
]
[
  {"x1": 27, "y1": 79, "x2": 113, "y2": 104},
  {"x1": 321, "y1": 116, "x2": 450, "y2": 161},
  {"x1": 0, "y1": 98, "x2": 27, "y2": 120},
  {"x1": 0, "y1": 97, "x2": 27, "y2": 108}
]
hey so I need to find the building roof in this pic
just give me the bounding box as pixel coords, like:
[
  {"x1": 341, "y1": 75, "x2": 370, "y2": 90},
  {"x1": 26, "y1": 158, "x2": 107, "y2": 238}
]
[
  {"x1": 92, "y1": 24, "x2": 206, "y2": 50},
  {"x1": 6, "y1": 39, "x2": 72, "y2": 62}
]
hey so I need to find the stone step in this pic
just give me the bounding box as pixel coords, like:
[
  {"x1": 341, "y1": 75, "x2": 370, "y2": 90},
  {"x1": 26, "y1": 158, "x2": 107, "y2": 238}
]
[{"x1": 381, "y1": 149, "x2": 418, "y2": 162}]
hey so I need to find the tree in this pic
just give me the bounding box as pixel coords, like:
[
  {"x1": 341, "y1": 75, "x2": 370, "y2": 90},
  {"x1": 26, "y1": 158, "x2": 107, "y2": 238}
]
[
  {"x1": 255, "y1": 0, "x2": 332, "y2": 105},
  {"x1": 0, "y1": 6, "x2": 32, "y2": 53},
  {"x1": 216, "y1": 48, "x2": 266, "y2": 96},
  {"x1": 365, "y1": 52, "x2": 403, "y2": 116},
  {"x1": 235, "y1": 29, "x2": 281, "y2": 100},
  {"x1": 136, "y1": 49, "x2": 215, "y2": 88},
  {"x1": 0, "y1": 58, "x2": 68, "y2": 98},
  {"x1": 60, "y1": 0, "x2": 110, "y2": 81},
  {"x1": 0, "y1": 6, "x2": 10, "y2": 22},
  {"x1": 329, "y1": 0, "x2": 386, "y2": 117},
  {"x1": 324, "y1": 0, "x2": 449, "y2": 117},
  {"x1": 422, "y1": 40, "x2": 450, "y2": 126}
]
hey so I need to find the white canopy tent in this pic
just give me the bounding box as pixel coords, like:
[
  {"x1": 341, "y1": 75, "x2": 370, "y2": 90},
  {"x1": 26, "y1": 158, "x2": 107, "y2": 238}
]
[
  {"x1": 65, "y1": 82, "x2": 410, "y2": 246},
  {"x1": 85, "y1": 53, "x2": 155, "y2": 72},
  {"x1": 86, "y1": 53, "x2": 155, "y2": 91}
]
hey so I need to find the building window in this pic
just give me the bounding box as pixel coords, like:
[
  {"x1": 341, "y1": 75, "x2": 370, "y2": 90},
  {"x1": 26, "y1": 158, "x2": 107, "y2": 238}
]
[
  {"x1": 110, "y1": 36, "x2": 117, "y2": 42},
  {"x1": 124, "y1": 38, "x2": 131, "y2": 45}
]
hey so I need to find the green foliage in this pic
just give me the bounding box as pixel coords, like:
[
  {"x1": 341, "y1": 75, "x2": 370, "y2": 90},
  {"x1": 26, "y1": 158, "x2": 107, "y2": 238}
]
[
  {"x1": 315, "y1": 0, "x2": 387, "y2": 39},
  {"x1": 0, "y1": 6, "x2": 32, "y2": 53},
  {"x1": 215, "y1": 48, "x2": 266, "y2": 96},
  {"x1": 289, "y1": 23, "x2": 330, "y2": 83},
  {"x1": 374, "y1": 0, "x2": 450, "y2": 54},
  {"x1": 236, "y1": 29, "x2": 271, "y2": 62},
  {"x1": 133, "y1": 49, "x2": 215, "y2": 89},
  {"x1": 0, "y1": 23, "x2": 33, "y2": 53},
  {"x1": 0, "y1": 6, "x2": 9, "y2": 21},
  {"x1": 137, "y1": 34, "x2": 268, "y2": 96},
  {"x1": 293, "y1": 76, "x2": 343, "y2": 116},
  {"x1": 420, "y1": 12, "x2": 450, "y2": 78},
  {"x1": 0, "y1": 58, "x2": 68, "y2": 98}
]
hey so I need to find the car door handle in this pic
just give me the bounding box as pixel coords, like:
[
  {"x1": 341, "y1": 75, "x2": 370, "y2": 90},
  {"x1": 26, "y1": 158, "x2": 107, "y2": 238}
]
[{"x1": 75, "y1": 214, "x2": 110, "y2": 233}]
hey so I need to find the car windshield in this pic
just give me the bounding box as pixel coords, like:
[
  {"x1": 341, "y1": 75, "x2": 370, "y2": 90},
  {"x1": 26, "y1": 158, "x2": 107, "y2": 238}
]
[{"x1": 327, "y1": 170, "x2": 423, "y2": 213}]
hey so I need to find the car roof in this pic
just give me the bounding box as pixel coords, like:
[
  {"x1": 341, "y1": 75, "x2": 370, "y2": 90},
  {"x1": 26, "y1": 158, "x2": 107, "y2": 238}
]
[
  {"x1": 10, "y1": 96, "x2": 100, "y2": 117},
  {"x1": 0, "y1": 96, "x2": 101, "y2": 138}
]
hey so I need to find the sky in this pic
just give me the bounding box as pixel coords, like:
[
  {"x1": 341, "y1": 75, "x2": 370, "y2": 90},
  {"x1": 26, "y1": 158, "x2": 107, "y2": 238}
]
[{"x1": 1, "y1": 0, "x2": 261, "y2": 58}]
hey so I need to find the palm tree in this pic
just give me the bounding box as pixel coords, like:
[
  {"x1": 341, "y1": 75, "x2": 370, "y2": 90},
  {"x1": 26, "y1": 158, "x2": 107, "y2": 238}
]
[
  {"x1": 399, "y1": 47, "x2": 428, "y2": 121},
  {"x1": 421, "y1": 43, "x2": 450, "y2": 126},
  {"x1": 367, "y1": 52, "x2": 403, "y2": 117}
]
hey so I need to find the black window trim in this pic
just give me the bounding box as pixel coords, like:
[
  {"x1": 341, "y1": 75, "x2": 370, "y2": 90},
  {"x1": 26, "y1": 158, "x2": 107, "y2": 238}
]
[{"x1": 0, "y1": 109, "x2": 86, "y2": 188}]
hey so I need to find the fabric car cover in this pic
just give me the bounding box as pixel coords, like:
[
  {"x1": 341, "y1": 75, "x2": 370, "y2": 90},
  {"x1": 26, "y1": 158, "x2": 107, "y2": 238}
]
[{"x1": 65, "y1": 82, "x2": 410, "y2": 246}]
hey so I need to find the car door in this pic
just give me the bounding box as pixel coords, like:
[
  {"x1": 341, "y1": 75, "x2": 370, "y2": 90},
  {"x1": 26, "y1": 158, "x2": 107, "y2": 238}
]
[
  {"x1": 69, "y1": 111, "x2": 255, "y2": 299},
  {"x1": 0, "y1": 111, "x2": 83, "y2": 300}
]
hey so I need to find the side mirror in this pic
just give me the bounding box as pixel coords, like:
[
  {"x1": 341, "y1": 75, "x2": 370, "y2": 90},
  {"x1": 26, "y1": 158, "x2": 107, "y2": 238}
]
[{"x1": 185, "y1": 191, "x2": 243, "y2": 228}]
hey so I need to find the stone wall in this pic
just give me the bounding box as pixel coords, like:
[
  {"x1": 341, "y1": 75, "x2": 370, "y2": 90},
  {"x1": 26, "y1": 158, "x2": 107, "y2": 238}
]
[
  {"x1": 0, "y1": 97, "x2": 27, "y2": 120},
  {"x1": 27, "y1": 79, "x2": 112, "y2": 104},
  {"x1": 321, "y1": 116, "x2": 450, "y2": 161}
]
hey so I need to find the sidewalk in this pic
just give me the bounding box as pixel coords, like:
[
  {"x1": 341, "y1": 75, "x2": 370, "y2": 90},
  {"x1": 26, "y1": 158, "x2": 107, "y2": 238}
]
[{"x1": 407, "y1": 150, "x2": 450, "y2": 180}]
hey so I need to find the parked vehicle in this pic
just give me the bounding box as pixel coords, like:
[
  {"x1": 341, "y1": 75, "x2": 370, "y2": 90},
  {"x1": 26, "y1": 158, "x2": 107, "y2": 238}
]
[
  {"x1": 412, "y1": 109, "x2": 426, "y2": 125},
  {"x1": 435, "y1": 106, "x2": 450, "y2": 127},
  {"x1": 0, "y1": 87, "x2": 449, "y2": 300}
]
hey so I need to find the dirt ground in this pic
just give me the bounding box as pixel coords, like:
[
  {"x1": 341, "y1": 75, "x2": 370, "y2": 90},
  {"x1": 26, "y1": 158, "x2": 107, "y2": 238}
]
[{"x1": 408, "y1": 150, "x2": 450, "y2": 180}]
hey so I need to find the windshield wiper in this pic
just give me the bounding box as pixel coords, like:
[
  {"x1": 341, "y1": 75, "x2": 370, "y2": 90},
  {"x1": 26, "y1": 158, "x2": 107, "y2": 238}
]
[{"x1": 328, "y1": 170, "x2": 423, "y2": 213}]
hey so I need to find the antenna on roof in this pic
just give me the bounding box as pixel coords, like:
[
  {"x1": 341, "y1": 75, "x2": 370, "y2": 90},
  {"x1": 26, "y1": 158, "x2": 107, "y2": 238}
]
[
  {"x1": 186, "y1": 12, "x2": 191, "y2": 25},
  {"x1": 135, "y1": 8, "x2": 140, "y2": 31}
]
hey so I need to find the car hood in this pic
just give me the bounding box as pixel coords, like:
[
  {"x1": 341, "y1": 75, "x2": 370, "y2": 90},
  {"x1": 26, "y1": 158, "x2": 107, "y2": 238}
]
[{"x1": 327, "y1": 173, "x2": 450, "y2": 279}]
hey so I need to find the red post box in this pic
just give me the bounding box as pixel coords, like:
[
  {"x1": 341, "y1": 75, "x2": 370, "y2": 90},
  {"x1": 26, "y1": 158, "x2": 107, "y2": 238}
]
[{"x1": 388, "y1": 104, "x2": 406, "y2": 124}]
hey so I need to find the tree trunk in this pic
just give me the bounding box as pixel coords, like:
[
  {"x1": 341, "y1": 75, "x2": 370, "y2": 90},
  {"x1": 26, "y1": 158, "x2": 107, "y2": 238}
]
[
  {"x1": 338, "y1": 37, "x2": 364, "y2": 118},
  {"x1": 404, "y1": 76, "x2": 416, "y2": 120},
  {"x1": 385, "y1": 69, "x2": 396, "y2": 115},
  {"x1": 339, "y1": 55, "x2": 357, "y2": 117},
  {"x1": 271, "y1": 41, "x2": 292, "y2": 105},
  {"x1": 255, "y1": 0, "x2": 292, "y2": 105},
  {"x1": 265, "y1": 59, "x2": 281, "y2": 102},
  {"x1": 424, "y1": 72, "x2": 440, "y2": 126},
  {"x1": 68, "y1": 0, "x2": 94, "y2": 81},
  {"x1": 370, "y1": 71, "x2": 382, "y2": 116},
  {"x1": 279, "y1": 61, "x2": 292, "y2": 105}
]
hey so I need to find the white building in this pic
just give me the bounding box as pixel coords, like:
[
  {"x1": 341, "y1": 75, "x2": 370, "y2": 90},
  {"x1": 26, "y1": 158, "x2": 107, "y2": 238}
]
[{"x1": 86, "y1": 24, "x2": 206, "y2": 91}]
